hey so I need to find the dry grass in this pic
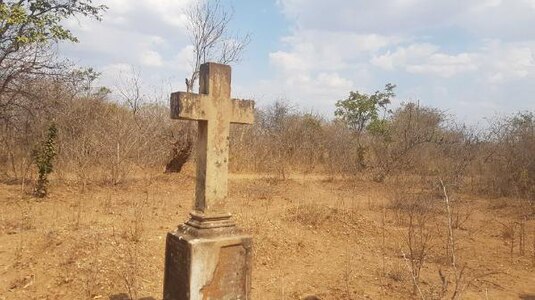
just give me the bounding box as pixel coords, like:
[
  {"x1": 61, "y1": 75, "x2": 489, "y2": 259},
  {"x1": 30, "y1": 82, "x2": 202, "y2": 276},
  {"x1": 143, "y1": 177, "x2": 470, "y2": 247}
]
[{"x1": 0, "y1": 172, "x2": 534, "y2": 299}]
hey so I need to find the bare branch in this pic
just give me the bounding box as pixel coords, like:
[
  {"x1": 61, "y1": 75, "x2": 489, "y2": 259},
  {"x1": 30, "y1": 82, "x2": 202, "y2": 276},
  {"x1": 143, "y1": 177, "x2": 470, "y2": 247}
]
[{"x1": 183, "y1": 0, "x2": 250, "y2": 93}]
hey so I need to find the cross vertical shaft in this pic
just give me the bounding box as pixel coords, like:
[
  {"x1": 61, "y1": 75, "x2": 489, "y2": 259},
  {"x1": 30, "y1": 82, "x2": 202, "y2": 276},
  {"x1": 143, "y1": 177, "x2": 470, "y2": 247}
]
[
  {"x1": 170, "y1": 62, "x2": 254, "y2": 226},
  {"x1": 195, "y1": 63, "x2": 232, "y2": 215}
]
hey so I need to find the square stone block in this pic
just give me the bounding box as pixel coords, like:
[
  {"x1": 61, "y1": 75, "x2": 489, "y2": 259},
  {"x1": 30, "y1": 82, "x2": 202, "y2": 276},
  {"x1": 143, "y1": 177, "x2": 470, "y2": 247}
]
[{"x1": 163, "y1": 225, "x2": 252, "y2": 300}]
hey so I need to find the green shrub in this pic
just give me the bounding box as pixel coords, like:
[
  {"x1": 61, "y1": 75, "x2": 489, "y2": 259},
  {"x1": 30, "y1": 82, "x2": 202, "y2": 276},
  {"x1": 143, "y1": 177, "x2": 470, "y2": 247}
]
[{"x1": 33, "y1": 123, "x2": 58, "y2": 198}]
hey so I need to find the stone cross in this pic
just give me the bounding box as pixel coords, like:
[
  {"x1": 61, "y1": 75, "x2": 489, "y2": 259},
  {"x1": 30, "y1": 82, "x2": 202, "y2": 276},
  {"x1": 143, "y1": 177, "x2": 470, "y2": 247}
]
[
  {"x1": 170, "y1": 62, "x2": 254, "y2": 226},
  {"x1": 164, "y1": 62, "x2": 254, "y2": 299}
]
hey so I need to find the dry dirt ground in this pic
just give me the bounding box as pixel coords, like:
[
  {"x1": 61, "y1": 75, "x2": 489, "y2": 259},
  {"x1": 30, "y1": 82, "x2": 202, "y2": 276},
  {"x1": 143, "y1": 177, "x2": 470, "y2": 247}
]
[{"x1": 1, "y1": 168, "x2": 534, "y2": 299}]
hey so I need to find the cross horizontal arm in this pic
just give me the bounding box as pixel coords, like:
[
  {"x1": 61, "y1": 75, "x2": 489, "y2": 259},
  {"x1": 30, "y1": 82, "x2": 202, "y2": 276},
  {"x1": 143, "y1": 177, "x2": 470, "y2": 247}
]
[
  {"x1": 230, "y1": 99, "x2": 255, "y2": 124},
  {"x1": 170, "y1": 92, "x2": 209, "y2": 121}
]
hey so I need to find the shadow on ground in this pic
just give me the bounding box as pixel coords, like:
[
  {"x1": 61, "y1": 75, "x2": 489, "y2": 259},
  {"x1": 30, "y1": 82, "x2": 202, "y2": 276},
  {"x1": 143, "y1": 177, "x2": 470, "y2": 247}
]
[
  {"x1": 109, "y1": 293, "x2": 156, "y2": 300},
  {"x1": 520, "y1": 294, "x2": 535, "y2": 300}
]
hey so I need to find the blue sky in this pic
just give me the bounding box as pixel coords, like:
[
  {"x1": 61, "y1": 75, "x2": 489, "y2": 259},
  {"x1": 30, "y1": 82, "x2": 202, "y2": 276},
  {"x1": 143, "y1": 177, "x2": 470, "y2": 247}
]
[{"x1": 61, "y1": 0, "x2": 535, "y2": 124}]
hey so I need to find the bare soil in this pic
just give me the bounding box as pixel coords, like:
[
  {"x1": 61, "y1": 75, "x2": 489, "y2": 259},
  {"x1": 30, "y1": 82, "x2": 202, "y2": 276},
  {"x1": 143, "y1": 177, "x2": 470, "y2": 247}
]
[{"x1": 1, "y1": 168, "x2": 534, "y2": 299}]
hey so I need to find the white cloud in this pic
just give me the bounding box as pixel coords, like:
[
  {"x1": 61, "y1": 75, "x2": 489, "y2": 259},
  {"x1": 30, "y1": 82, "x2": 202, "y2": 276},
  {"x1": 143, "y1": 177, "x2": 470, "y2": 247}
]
[
  {"x1": 278, "y1": 0, "x2": 535, "y2": 39},
  {"x1": 371, "y1": 40, "x2": 535, "y2": 81},
  {"x1": 317, "y1": 72, "x2": 354, "y2": 90},
  {"x1": 173, "y1": 45, "x2": 195, "y2": 71},
  {"x1": 58, "y1": 0, "x2": 535, "y2": 122},
  {"x1": 61, "y1": 0, "x2": 199, "y2": 98},
  {"x1": 371, "y1": 44, "x2": 437, "y2": 71},
  {"x1": 270, "y1": 50, "x2": 308, "y2": 72},
  {"x1": 101, "y1": 0, "x2": 132, "y2": 14},
  {"x1": 278, "y1": 0, "x2": 459, "y2": 34},
  {"x1": 459, "y1": 0, "x2": 535, "y2": 40},
  {"x1": 482, "y1": 41, "x2": 535, "y2": 83},
  {"x1": 261, "y1": 29, "x2": 399, "y2": 111},
  {"x1": 408, "y1": 53, "x2": 477, "y2": 77},
  {"x1": 371, "y1": 43, "x2": 478, "y2": 77},
  {"x1": 99, "y1": 0, "x2": 195, "y2": 29},
  {"x1": 270, "y1": 0, "x2": 535, "y2": 121},
  {"x1": 270, "y1": 30, "x2": 402, "y2": 73},
  {"x1": 99, "y1": 63, "x2": 135, "y2": 88},
  {"x1": 147, "y1": 0, "x2": 195, "y2": 28},
  {"x1": 237, "y1": 70, "x2": 355, "y2": 115},
  {"x1": 140, "y1": 50, "x2": 164, "y2": 67}
]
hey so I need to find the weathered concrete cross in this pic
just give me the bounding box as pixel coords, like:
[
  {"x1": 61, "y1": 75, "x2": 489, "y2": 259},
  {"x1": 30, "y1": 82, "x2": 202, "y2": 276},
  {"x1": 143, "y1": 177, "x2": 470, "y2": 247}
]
[
  {"x1": 170, "y1": 62, "x2": 254, "y2": 226},
  {"x1": 164, "y1": 62, "x2": 254, "y2": 299}
]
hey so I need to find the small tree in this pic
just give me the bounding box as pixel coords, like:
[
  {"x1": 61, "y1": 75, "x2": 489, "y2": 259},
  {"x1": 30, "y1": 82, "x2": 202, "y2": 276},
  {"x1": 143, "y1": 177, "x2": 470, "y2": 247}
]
[
  {"x1": 334, "y1": 84, "x2": 395, "y2": 169},
  {"x1": 334, "y1": 83, "x2": 396, "y2": 134},
  {"x1": 0, "y1": 0, "x2": 107, "y2": 111},
  {"x1": 33, "y1": 123, "x2": 58, "y2": 198}
]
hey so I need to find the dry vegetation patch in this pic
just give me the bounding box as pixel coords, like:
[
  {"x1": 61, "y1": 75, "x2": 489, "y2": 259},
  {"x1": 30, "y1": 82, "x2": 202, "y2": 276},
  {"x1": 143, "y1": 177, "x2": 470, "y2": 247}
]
[{"x1": 1, "y1": 173, "x2": 535, "y2": 299}]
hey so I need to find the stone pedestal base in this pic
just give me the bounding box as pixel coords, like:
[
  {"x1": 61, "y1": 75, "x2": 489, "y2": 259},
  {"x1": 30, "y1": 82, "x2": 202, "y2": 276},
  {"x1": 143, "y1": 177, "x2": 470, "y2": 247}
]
[{"x1": 163, "y1": 222, "x2": 252, "y2": 300}]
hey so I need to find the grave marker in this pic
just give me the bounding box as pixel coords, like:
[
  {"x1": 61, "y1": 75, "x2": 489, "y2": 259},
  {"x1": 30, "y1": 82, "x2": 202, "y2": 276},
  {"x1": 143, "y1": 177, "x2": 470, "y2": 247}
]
[{"x1": 163, "y1": 62, "x2": 254, "y2": 300}]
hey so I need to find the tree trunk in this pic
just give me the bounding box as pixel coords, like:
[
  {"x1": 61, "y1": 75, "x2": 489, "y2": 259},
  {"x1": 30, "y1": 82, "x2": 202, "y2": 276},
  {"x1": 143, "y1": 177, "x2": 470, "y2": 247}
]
[{"x1": 165, "y1": 138, "x2": 193, "y2": 173}]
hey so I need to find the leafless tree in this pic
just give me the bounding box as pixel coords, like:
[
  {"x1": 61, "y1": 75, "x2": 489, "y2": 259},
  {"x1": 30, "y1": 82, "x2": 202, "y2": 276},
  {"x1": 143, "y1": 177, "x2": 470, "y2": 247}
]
[
  {"x1": 115, "y1": 67, "x2": 144, "y2": 116},
  {"x1": 184, "y1": 0, "x2": 250, "y2": 93}
]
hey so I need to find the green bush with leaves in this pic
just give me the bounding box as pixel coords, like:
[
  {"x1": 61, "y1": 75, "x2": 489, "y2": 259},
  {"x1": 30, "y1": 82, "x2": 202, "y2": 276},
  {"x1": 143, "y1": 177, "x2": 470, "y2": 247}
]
[
  {"x1": 334, "y1": 83, "x2": 395, "y2": 134},
  {"x1": 33, "y1": 123, "x2": 58, "y2": 198},
  {"x1": 334, "y1": 83, "x2": 396, "y2": 169}
]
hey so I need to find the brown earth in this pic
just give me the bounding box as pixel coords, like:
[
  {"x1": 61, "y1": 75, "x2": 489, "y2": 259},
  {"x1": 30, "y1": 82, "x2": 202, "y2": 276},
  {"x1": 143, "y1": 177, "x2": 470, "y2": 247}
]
[{"x1": 1, "y1": 167, "x2": 534, "y2": 299}]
